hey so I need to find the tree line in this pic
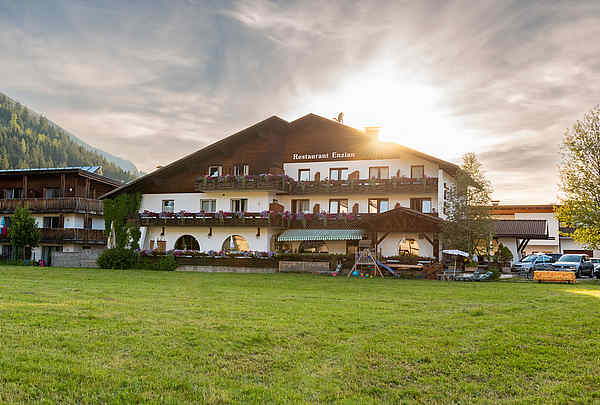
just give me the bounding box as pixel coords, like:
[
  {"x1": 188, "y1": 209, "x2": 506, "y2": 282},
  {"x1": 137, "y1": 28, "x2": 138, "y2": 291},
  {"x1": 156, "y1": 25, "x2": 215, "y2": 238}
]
[{"x1": 0, "y1": 93, "x2": 135, "y2": 182}]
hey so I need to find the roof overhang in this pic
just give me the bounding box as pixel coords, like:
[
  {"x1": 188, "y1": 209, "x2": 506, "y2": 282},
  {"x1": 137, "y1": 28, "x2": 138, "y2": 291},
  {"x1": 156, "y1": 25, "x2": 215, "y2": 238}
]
[
  {"x1": 494, "y1": 220, "x2": 550, "y2": 239},
  {"x1": 358, "y1": 207, "x2": 443, "y2": 233}
]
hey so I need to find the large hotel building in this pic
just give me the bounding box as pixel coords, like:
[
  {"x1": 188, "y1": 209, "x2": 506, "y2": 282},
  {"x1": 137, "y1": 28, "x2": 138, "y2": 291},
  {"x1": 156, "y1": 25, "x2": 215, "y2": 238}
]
[{"x1": 102, "y1": 113, "x2": 598, "y2": 262}]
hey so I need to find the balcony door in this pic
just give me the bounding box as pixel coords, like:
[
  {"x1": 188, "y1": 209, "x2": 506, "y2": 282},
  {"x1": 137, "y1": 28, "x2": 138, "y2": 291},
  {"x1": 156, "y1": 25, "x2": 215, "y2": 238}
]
[
  {"x1": 410, "y1": 198, "x2": 432, "y2": 213},
  {"x1": 329, "y1": 199, "x2": 348, "y2": 214},
  {"x1": 231, "y1": 198, "x2": 248, "y2": 213}
]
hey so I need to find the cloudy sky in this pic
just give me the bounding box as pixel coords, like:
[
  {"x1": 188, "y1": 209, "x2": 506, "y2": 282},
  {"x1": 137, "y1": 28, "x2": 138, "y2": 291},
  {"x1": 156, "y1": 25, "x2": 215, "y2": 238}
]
[{"x1": 1, "y1": 0, "x2": 599, "y2": 203}]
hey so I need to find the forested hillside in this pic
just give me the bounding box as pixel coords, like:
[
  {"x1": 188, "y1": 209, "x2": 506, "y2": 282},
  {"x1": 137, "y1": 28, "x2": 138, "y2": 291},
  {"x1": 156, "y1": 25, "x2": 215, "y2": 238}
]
[{"x1": 0, "y1": 93, "x2": 135, "y2": 182}]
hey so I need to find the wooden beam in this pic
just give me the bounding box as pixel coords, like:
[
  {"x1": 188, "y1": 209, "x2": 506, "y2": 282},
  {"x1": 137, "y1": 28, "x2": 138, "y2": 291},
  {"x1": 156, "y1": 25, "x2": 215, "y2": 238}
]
[
  {"x1": 23, "y1": 175, "x2": 28, "y2": 198},
  {"x1": 61, "y1": 174, "x2": 66, "y2": 197},
  {"x1": 376, "y1": 231, "x2": 390, "y2": 245}
]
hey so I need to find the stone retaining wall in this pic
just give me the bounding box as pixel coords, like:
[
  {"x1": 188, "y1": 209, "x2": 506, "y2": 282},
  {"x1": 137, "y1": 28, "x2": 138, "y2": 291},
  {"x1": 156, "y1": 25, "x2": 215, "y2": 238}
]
[
  {"x1": 278, "y1": 261, "x2": 330, "y2": 273},
  {"x1": 51, "y1": 250, "x2": 101, "y2": 268},
  {"x1": 176, "y1": 265, "x2": 276, "y2": 273}
]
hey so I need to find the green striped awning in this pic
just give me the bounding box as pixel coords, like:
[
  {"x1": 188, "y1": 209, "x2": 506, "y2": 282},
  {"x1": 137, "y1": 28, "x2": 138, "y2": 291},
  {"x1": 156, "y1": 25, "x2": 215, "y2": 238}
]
[{"x1": 277, "y1": 229, "x2": 364, "y2": 242}]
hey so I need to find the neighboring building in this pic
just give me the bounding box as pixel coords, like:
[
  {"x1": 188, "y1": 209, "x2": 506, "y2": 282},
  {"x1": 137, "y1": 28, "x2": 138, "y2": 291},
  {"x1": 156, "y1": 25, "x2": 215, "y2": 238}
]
[
  {"x1": 0, "y1": 167, "x2": 121, "y2": 264},
  {"x1": 102, "y1": 114, "x2": 458, "y2": 259},
  {"x1": 491, "y1": 204, "x2": 600, "y2": 259}
]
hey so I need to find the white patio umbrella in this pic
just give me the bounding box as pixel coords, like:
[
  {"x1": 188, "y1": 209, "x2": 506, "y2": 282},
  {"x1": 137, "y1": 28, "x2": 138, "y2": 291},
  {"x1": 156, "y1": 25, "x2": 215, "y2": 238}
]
[{"x1": 442, "y1": 249, "x2": 470, "y2": 278}]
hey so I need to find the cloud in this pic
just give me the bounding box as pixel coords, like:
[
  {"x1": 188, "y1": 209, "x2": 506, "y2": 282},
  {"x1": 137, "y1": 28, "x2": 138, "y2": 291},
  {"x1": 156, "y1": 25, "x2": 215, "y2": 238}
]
[{"x1": 0, "y1": 0, "x2": 599, "y2": 204}]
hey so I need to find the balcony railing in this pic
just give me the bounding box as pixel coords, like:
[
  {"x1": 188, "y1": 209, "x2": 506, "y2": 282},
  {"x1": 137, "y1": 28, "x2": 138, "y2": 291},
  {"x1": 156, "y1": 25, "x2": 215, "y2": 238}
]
[
  {"x1": 291, "y1": 177, "x2": 438, "y2": 195},
  {"x1": 133, "y1": 211, "x2": 382, "y2": 229},
  {"x1": 196, "y1": 175, "x2": 294, "y2": 193},
  {"x1": 0, "y1": 228, "x2": 107, "y2": 244},
  {"x1": 194, "y1": 175, "x2": 438, "y2": 195},
  {"x1": 0, "y1": 198, "x2": 103, "y2": 214}
]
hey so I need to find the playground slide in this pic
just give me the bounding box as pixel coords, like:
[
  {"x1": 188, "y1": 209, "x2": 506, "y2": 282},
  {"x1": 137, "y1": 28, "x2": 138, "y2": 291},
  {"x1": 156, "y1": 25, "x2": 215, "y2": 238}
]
[{"x1": 376, "y1": 260, "x2": 399, "y2": 277}]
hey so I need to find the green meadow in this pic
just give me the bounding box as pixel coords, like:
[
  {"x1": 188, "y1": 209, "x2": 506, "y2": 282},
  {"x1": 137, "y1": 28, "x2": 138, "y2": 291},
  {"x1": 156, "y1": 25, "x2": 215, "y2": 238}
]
[{"x1": 0, "y1": 266, "x2": 599, "y2": 404}]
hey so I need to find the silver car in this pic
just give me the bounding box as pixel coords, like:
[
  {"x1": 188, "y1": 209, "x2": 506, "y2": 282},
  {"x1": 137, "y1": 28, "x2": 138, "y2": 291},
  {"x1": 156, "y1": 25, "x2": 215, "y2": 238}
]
[
  {"x1": 511, "y1": 254, "x2": 554, "y2": 274},
  {"x1": 591, "y1": 258, "x2": 600, "y2": 278},
  {"x1": 552, "y1": 254, "x2": 594, "y2": 277}
]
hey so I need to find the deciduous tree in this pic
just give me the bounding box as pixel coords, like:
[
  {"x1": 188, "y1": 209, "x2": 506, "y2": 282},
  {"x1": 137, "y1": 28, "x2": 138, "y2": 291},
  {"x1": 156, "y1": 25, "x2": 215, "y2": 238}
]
[
  {"x1": 441, "y1": 153, "x2": 494, "y2": 256},
  {"x1": 555, "y1": 106, "x2": 600, "y2": 248},
  {"x1": 9, "y1": 205, "x2": 40, "y2": 260}
]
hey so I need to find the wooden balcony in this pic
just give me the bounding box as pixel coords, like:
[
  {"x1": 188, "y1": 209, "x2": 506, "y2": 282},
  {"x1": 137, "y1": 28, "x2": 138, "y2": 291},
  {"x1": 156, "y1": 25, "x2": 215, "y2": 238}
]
[
  {"x1": 132, "y1": 211, "x2": 379, "y2": 229},
  {"x1": 0, "y1": 228, "x2": 107, "y2": 244},
  {"x1": 291, "y1": 177, "x2": 438, "y2": 195},
  {"x1": 196, "y1": 175, "x2": 294, "y2": 193},
  {"x1": 0, "y1": 198, "x2": 104, "y2": 214}
]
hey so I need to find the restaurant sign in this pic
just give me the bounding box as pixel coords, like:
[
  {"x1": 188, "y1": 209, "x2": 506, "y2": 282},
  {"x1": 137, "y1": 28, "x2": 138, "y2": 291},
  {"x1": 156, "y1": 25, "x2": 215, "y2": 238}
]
[{"x1": 292, "y1": 152, "x2": 356, "y2": 161}]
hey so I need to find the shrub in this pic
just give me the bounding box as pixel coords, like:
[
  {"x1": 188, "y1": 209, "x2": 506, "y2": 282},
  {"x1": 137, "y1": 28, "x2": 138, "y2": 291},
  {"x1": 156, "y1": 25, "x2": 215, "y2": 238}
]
[
  {"x1": 158, "y1": 254, "x2": 177, "y2": 271},
  {"x1": 97, "y1": 248, "x2": 137, "y2": 269}
]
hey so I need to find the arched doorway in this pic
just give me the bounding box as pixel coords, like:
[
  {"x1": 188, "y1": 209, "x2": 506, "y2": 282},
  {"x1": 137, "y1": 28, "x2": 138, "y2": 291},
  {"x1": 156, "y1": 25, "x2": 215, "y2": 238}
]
[
  {"x1": 398, "y1": 239, "x2": 419, "y2": 256},
  {"x1": 174, "y1": 235, "x2": 200, "y2": 251},
  {"x1": 222, "y1": 235, "x2": 250, "y2": 252}
]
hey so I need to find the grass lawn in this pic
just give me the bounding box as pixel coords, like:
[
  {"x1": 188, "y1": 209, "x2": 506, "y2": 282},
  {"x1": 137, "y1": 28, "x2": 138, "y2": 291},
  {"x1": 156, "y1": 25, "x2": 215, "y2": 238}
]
[{"x1": 0, "y1": 267, "x2": 599, "y2": 404}]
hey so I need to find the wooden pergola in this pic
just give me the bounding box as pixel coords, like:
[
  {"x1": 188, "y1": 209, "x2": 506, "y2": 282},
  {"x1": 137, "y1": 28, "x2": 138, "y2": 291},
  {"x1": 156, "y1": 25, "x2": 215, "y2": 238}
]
[{"x1": 358, "y1": 207, "x2": 444, "y2": 260}]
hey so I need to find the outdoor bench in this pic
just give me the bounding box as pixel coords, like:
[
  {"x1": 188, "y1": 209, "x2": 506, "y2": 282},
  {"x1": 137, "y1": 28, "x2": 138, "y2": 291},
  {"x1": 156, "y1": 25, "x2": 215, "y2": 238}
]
[{"x1": 533, "y1": 271, "x2": 576, "y2": 284}]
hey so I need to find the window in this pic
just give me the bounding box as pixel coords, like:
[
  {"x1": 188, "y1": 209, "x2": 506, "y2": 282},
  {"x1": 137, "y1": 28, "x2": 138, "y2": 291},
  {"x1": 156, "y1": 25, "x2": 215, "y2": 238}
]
[
  {"x1": 222, "y1": 235, "x2": 249, "y2": 252},
  {"x1": 411, "y1": 165, "x2": 425, "y2": 179},
  {"x1": 329, "y1": 168, "x2": 348, "y2": 181},
  {"x1": 233, "y1": 164, "x2": 249, "y2": 176},
  {"x1": 208, "y1": 166, "x2": 222, "y2": 177},
  {"x1": 200, "y1": 199, "x2": 216, "y2": 213},
  {"x1": 299, "y1": 241, "x2": 329, "y2": 253},
  {"x1": 45, "y1": 188, "x2": 61, "y2": 198},
  {"x1": 410, "y1": 198, "x2": 432, "y2": 213},
  {"x1": 329, "y1": 199, "x2": 348, "y2": 214},
  {"x1": 369, "y1": 167, "x2": 389, "y2": 179},
  {"x1": 43, "y1": 216, "x2": 60, "y2": 229},
  {"x1": 291, "y1": 199, "x2": 310, "y2": 214},
  {"x1": 175, "y1": 235, "x2": 200, "y2": 251},
  {"x1": 3, "y1": 188, "x2": 23, "y2": 199},
  {"x1": 231, "y1": 198, "x2": 248, "y2": 213},
  {"x1": 162, "y1": 200, "x2": 174, "y2": 214},
  {"x1": 368, "y1": 198, "x2": 389, "y2": 214},
  {"x1": 298, "y1": 169, "x2": 310, "y2": 181}
]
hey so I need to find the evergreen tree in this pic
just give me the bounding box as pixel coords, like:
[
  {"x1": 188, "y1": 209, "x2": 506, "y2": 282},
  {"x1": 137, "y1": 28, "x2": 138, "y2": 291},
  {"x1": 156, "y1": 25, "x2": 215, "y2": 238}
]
[{"x1": 0, "y1": 93, "x2": 137, "y2": 182}]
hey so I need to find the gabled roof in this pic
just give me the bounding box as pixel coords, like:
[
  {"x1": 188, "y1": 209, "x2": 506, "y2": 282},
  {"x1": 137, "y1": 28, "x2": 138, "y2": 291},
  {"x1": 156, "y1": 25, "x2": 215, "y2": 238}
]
[
  {"x1": 495, "y1": 220, "x2": 549, "y2": 239},
  {"x1": 100, "y1": 113, "x2": 460, "y2": 199}
]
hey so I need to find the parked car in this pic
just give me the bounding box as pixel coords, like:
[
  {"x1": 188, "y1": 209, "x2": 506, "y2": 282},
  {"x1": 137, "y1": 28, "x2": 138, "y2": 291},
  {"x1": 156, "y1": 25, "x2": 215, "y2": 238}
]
[
  {"x1": 591, "y1": 258, "x2": 600, "y2": 278},
  {"x1": 551, "y1": 254, "x2": 594, "y2": 277},
  {"x1": 546, "y1": 253, "x2": 563, "y2": 263},
  {"x1": 511, "y1": 254, "x2": 554, "y2": 274}
]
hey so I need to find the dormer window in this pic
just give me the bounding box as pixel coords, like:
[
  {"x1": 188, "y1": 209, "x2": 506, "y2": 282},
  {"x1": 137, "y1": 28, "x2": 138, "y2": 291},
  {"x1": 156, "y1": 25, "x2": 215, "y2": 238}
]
[{"x1": 208, "y1": 166, "x2": 222, "y2": 177}]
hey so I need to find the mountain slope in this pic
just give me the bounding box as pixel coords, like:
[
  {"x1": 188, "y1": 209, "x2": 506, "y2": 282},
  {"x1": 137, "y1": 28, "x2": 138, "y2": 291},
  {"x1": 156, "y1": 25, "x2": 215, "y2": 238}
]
[{"x1": 0, "y1": 93, "x2": 137, "y2": 182}]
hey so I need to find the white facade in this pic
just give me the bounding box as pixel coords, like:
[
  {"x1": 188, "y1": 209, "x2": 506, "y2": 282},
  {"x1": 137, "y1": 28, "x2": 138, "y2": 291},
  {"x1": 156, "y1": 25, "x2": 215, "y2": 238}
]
[{"x1": 136, "y1": 156, "x2": 455, "y2": 259}]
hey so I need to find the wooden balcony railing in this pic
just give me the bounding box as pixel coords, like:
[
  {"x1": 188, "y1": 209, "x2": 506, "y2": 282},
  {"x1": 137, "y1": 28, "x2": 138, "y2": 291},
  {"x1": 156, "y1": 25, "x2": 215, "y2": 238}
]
[
  {"x1": 196, "y1": 175, "x2": 294, "y2": 193},
  {"x1": 132, "y1": 211, "x2": 385, "y2": 229},
  {"x1": 0, "y1": 198, "x2": 104, "y2": 214},
  {"x1": 291, "y1": 177, "x2": 438, "y2": 195},
  {"x1": 0, "y1": 228, "x2": 107, "y2": 244},
  {"x1": 195, "y1": 175, "x2": 438, "y2": 195}
]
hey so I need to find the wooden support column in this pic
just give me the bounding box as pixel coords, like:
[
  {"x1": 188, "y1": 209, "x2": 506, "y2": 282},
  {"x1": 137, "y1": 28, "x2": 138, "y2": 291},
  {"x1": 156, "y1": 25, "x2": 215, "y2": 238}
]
[
  {"x1": 61, "y1": 174, "x2": 66, "y2": 197},
  {"x1": 23, "y1": 175, "x2": 28, "y2": 198},
  {"x1": 84, "y1": 178, "x2": 90, "y2": 199}
]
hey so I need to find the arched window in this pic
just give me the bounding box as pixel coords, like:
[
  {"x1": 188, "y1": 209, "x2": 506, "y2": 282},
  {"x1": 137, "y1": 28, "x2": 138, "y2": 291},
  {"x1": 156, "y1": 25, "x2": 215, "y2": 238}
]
[
  {"x1": 222, "y1": 235, "x2": 250, "y2": 252},
  {"x1": 299, "y1": 241, "x2": 329, "y2": 253},
  {"x1": 174, "y1": 235, "x2": 200, "y2": 251},
  {"x1": 398, "y1": 239, "x2": 419, "y2": 256}
]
